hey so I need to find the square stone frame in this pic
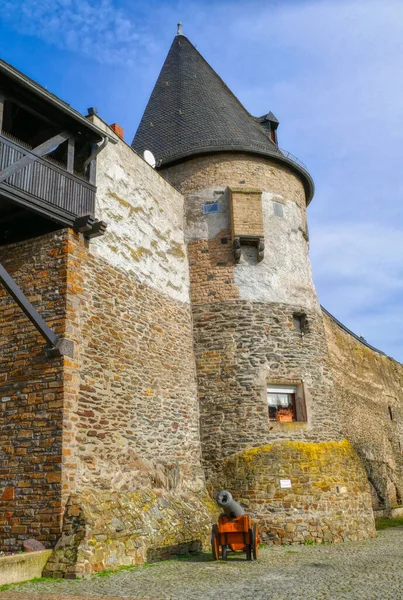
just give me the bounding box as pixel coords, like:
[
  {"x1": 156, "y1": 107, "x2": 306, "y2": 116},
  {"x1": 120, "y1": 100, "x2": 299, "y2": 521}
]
[{"x1": 264, "y1": 377, "x2": 312, "y2": 433}]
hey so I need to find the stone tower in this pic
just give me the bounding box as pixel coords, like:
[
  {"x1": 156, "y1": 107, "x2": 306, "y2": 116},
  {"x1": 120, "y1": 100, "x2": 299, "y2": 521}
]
[{"x1": 132, "y1": 29, "x2": 376, "y2": 543}]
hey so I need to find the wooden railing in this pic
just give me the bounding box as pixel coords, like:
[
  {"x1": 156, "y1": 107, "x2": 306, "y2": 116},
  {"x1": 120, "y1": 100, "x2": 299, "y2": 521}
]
[{"x1": 0, "y1": 132, "x2": 96, "y2": 221}]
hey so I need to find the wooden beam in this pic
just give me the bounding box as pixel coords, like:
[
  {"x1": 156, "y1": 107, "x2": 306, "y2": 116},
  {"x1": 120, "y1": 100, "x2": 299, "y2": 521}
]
[
  {"x1": 88, "y1": 158, "x2": 96, "y2": 185},
  {"x1": 0, "y1": 93, "x2": 4, "y2": 131},
  {"x1": 67, "y1": 137, "x2": 75, "y2": 173},
  {"x1": 0, "y1": 261, "x2": 58, "y2": 346},
  {"x1": 0, "y1": 261, "x2": 74, "y2": 357},
  {"x1": 0, "y1": 131, "x2": 71, "y2": 184}
]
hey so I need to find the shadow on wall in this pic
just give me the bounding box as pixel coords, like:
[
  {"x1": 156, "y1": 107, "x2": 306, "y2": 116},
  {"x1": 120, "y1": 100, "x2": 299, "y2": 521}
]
[{"x1": 147, "y1": 540, "x2": 203, "y2": 562}]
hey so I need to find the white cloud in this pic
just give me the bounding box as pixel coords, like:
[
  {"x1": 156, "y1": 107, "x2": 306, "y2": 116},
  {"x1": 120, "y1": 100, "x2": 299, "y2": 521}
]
[
  {"x1": 310, "y1": 222, "x2": 403, "y2": 360},
  {"x1": 0, "y1": 0, "x2": 146, "y2": 64}
]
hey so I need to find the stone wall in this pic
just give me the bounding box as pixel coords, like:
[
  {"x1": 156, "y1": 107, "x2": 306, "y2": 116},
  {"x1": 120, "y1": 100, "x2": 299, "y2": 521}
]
[
  {"x1": 194, "y1": 301, "x2": 343, "y2": 469},
  {"x1": 89, "y1": 115, "x2": 189, "y2": 304},
  {"x1": 44, "y1": 489, "x2": 216, "y2": 577},
  {"x1": 45, "y1": 128, "x2": 213, "y2": 575},
  {"x1": 165, "y1": 153, "x2": 316, "y2": 310},
  {"x1": 67, "y1": 231, "x2": 205, "y2": 493},
  {"x1": 0, "y1": 231, "x2": 70, "y2": 550},
  {"x1": 323, "y1": 310, "x2": 403, "y2": 510},
  {"x1": 214, "y1": 440, "x2": 375, "y2": 544},
  {"x1": 164, "y1": 154, "x2": 341, "y2": 465},
  {"x1": 0, "y1": 126, "x2": 215, "y2": 569}
]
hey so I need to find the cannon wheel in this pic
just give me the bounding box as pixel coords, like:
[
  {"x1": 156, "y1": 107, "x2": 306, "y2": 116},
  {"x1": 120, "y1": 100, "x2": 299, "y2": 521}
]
[
  {"x1": 245, "y1": 540, "x2": 252, "y2": 560},
  {"x1": 211, "y1": 524, "x2": 220, "y2": 560},
  {"x1": 252, "y1": 523, "x2": 258, "y2": 560}
]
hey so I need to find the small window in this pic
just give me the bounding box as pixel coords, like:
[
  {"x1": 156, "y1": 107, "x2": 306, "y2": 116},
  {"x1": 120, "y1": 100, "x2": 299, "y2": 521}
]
[
  {"x1": 268, "y1": 386, "x2": 297, "y2": 422},
  {"x1": 293, "y1": 313, "x2": 307, "y2": 334},
  {"x1": 203, "y1": 202, "x2": 221, "y2": 215},
  {"x1": 268, "y1": 384, "x2": 307, "y2": 422},
  {"x1": 388, "y1": 406, "x2": 394, "y2": 421},
  {"x1": 273, "y1": 201, "x2": 284, "y2": 217}
]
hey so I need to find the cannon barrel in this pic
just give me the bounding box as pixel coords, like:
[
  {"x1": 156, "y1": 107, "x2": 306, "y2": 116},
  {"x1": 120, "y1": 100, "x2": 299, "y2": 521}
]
[{"x1": 216, "y1": 490, "x2": 245, "y2": 518}]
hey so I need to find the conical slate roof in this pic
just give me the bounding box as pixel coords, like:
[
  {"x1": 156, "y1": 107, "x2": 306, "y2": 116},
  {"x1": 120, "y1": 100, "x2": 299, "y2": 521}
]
[{"x1": 131, "y1": 33, "x2": 314, "y2": 203}]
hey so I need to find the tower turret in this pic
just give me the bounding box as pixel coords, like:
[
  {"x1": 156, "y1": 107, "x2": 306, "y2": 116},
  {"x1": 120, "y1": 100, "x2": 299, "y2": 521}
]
[{"x1": 132, "y1": 31, "x2": 375, "y2": 545}]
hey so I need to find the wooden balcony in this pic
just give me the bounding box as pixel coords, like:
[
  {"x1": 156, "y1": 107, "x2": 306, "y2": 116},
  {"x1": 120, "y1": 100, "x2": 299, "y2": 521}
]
[{"x1": 0, "y1": 132, "x2": 96, "y2": 226}]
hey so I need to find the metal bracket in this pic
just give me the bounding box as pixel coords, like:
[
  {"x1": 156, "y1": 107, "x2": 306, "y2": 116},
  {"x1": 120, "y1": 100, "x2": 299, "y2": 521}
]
[{"x1": 0, "y1": 261, "x2": 74, "y2": 358}]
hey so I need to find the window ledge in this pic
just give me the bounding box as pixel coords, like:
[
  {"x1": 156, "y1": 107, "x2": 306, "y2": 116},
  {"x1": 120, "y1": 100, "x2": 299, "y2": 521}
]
[{"x1": 268, "y1": 421, "x2": 309, "y2": 432}]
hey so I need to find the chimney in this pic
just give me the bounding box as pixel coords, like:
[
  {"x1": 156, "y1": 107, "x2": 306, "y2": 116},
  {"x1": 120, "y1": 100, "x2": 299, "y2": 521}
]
[{"x1": 110, "y1": 123, "x2": 124, "y2": 140}]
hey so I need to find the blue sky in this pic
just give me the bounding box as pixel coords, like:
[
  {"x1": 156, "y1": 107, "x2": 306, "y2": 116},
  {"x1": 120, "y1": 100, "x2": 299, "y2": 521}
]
[{"x1": 0, "y1": 0, "x2": 402, "y2": 361}]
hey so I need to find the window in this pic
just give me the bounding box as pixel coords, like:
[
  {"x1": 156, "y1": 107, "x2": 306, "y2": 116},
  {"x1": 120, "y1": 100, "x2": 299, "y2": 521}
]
[
  {"x1": 267, "y1": 384, "x2": 307, "y2": 422},
  {"x1": 203, "y1": 202, "x2": 221, "y2": 214},
  {"x1": 293, "y1": 313, "x2": 307, "y2": 334},
  {"x1": 273, "y1": 201, "x2": 284, "y2": 217}
]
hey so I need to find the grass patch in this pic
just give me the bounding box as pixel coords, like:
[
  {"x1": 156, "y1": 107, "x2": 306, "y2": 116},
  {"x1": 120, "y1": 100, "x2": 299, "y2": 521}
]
[
  {"x1": 375, "y1": 516, "x2": 403, "y2": 530},
  {"x1": 0, "y1": 576, "x2": 64, "y2": 592}
]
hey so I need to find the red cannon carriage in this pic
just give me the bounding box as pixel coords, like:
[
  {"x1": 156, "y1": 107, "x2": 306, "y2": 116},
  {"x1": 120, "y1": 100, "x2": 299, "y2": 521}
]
[{"x1": 211, "y1": 491, "x2": 260, "y2": 561}]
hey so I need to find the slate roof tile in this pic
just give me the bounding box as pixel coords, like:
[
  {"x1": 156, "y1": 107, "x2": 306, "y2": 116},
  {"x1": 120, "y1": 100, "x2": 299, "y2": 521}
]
[{"x1": 131, "y1": 34, "x2": 281, "y2": 165}]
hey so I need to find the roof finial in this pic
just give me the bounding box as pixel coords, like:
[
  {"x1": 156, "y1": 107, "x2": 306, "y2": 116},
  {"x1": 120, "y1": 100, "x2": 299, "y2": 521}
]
[{"x1": 177, "y1": 22, "x2": 183, "y2": 36}]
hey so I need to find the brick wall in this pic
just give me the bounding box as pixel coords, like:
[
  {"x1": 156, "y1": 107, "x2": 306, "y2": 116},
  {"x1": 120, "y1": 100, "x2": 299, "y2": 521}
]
[
  {"x1": 230, "y1": 188, "x2": 264, "y2": 238},
  {"x1": 0, "y1": 230, "x2": 69, "y2": 550},
  {"x1": 188, "y1": 229, "x2": 239, "y2": 304}
]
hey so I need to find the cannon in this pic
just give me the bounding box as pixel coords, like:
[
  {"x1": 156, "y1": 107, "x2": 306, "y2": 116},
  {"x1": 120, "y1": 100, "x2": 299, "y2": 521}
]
[
  {"x1": 211, "y1": 490, "x2": 259, "y2": 561},
  {"x1": 216, "y1": 490, "x2": 245, "y2": 518}
]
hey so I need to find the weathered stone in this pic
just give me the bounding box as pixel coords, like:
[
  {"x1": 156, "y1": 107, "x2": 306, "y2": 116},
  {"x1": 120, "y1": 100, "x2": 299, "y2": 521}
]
[{"x1": 23, "y1": 539, "x2": 46, "y2": 553}]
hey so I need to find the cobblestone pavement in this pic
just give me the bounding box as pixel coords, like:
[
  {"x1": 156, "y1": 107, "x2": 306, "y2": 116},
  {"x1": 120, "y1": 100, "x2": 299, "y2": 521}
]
[{"x1": 2, "y1": 528, "x2": 403, "y2": 600}]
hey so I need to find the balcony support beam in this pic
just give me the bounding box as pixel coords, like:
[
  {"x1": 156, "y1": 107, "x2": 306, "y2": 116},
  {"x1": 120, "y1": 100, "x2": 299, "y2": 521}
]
[
  {"x1": 67, "y1": 137, "x2": 75, "y2": 173},
  {"x1": 0, "y1": 93, "x2": 4, "y2": 131},
  {"x1": 0, "y1": 131, "x2": 71, "y2": 184},
  {"x1": 0, "y1": 261, "x2": 74, "y2": 358}
]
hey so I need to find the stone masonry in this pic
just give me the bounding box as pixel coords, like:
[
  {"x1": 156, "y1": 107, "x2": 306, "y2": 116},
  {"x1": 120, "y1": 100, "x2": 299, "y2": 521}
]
[
  {"x1": 164, "y1": 152, "x2": 376, "y2": 543},
  {"x1": 214, "y1": 440, "x2": 375, "y2": 544},
  {"x1": 0, "y1": 131, "x2": 216, "y2": 573},
  {"x1": 323, "y1": 311, "x2": 403, "y2": 511}
]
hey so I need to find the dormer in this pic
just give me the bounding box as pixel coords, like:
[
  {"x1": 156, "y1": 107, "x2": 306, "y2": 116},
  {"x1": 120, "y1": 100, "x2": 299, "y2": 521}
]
[{"x1": 256, "y1": 112, "x2": 279, "y2": 145}]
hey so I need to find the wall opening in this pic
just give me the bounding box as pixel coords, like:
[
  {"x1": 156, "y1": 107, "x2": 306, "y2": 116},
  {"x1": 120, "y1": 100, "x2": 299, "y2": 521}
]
[
  {"x1": 267, "y1": 383, "x2": 307, "y2": 423},
  {"x1": 293, "y1": 313, "x2": 308, "y2": 334}
]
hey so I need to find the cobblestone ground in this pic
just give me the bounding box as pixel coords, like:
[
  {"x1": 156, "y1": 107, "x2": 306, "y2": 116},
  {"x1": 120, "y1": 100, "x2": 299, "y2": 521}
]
[{"x1": 2, "y1": 528, "x2": 403, "y2": 600}]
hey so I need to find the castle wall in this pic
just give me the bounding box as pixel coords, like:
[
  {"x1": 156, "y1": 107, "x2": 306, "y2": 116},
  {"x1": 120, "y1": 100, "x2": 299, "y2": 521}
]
[
  {"x1": 323, "y1": 310, "x2": 403, "y2": 510},
  {"x1": 0, "y1": 128, "x2": 215, "y2": 572},
  {"x1": 0, "y1": 231, "x2": 71, "y2": 550},
  {"x1": 164, "y1": 152, "x2": 375, "y2": 543},
  {"x1": 46, "y1": 129, "x2": 214, "y2": 576}
]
